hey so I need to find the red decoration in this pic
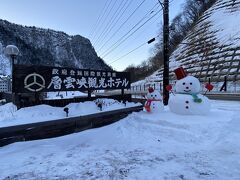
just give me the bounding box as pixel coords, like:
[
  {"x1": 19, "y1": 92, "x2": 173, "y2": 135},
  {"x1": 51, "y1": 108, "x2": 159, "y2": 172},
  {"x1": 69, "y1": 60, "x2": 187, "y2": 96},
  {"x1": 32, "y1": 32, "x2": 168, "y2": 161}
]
[
  {"x1": 148, "y1": 87, "x2": 154, "y2": 93},
  {"x1": 205, "y1": 83, "x2": 214, "y2": 91},
  {"x1": 166, "y1": 85, "x2": 172, "y2": 91},
  {"x1": 174, "y1": 67, "x2": 187, "y2": 80}
]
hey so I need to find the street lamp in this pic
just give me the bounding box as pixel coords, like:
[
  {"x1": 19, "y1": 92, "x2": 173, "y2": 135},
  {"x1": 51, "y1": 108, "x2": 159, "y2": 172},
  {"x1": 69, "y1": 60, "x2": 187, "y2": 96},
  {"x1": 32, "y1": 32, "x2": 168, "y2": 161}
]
[
  {"x1": 5, "y1": 45, "x2": 19, "y2": 105},
  {"x1": 5, "y1": 45, "x2": 19, "y2": 66}
]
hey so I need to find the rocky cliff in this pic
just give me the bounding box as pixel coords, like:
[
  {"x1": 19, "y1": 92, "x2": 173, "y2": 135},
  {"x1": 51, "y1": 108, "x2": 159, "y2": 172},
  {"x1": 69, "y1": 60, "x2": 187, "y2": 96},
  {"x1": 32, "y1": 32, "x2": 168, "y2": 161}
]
[{"x1": 0, "y1": 19, "x2": 111, "y2": 75}]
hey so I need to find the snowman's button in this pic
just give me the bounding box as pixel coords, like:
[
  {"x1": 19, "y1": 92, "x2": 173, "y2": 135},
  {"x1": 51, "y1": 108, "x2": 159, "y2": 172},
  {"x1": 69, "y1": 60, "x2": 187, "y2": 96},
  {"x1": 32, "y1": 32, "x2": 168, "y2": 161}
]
[
  {"x1": 185, "y1": 101, "x2": 189, "y2": 104},
  {"x1": 185, "y1": 106, "x2": 189, "y2": 109}
]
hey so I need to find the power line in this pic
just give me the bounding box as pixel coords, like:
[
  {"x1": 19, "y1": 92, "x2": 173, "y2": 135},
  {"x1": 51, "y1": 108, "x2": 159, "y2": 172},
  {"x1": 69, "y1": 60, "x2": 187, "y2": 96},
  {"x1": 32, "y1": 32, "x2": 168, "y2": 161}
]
[
  {"x1": 109, "y1": 37, "x2": 157, "y2": 65},
  {"x1": 91, "y1": 0, "x2": 119, "y2": 44},
  {"x1": 107, "y1": 0, "x2": 176, "y2": 64},
  {"x1": 101, "y1": 5, "x2": 162, "y2": 58},
  {"x1": 103, "y1": 0, "x2": 174, "y2": 58},
  {"x1": 109, "y1": 13, "x2": 161, "y2": 60},
  {"x1": 88, "y1": 0, "x2": 112, "y2": 39},
  {"x1": 100, "y1": 3, "x2": 160, "y2": 57},
  {"x1": 97, "y1": 0, "x2": 146, "y2": 52},
  {"x1": 94, "y1": 0, "x2": 131, "y2": 47},
  {"x1": 95, "y1": 0, "x2": 133, "y2": 48},
  {"x1": 91, "y1": 0, "x2": 117, "y2": 44}
]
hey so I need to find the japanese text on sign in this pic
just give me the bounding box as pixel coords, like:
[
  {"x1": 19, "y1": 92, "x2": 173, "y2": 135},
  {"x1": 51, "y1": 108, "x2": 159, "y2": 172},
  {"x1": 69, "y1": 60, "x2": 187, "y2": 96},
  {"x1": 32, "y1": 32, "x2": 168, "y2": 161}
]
[{"x1": 13, "y1": 65, "x2": 131, "y2": 93}]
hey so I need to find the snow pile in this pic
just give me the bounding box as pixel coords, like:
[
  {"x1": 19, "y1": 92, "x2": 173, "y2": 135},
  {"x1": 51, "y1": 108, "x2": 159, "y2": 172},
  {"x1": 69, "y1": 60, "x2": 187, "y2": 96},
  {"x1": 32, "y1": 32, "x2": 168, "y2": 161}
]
[
  {"x1": 45, "y1": 91, "x2": 88, "y2": 100},
  {"x1": 0, "y1": 100, "x2": 239, "y2": 179},
  {"x1": 0, "y1": 99, "x2": 141, "y2": 128}
]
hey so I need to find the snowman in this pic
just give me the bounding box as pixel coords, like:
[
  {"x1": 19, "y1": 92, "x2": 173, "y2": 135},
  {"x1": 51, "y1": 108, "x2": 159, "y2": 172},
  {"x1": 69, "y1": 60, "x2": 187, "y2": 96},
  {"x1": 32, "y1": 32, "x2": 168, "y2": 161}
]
[
  {"x1": 168, "y1": 67, "x2": 213, "y2": 115},
  {"x1": 144, "y1": 87, "x2": 164, "y2": 113}
]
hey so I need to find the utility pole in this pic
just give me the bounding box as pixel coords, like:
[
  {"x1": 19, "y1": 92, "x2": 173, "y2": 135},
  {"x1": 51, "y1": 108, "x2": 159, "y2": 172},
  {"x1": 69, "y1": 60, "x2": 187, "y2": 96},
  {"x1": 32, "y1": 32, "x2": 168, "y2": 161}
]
[{"x1": 162, "y1": 0, "x2": 169, "y2": 105}]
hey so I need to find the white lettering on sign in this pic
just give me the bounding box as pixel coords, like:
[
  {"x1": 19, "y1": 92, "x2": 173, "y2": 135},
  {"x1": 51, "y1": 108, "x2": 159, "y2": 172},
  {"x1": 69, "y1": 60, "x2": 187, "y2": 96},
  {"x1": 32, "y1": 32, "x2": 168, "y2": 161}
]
[
  {"x1": 64, "y1": 77, "x2": 76, "y2": 89},
  {"x1": 122, "y1": 78, "x2": 129, "y2": 87},
  {"x1": 107, "y1": 77, "x2": 115, "y2": 88},
  {"x1": 52, "y1": 68, "x2": 59, "y2": 75},
  {"x1": 84, "y1": 71, "x2": 89, "y2": 76},
  {"x1": 99, "y1": 78, "x2": 107, "y2": 88},
  {"x1": 76, "y1": 77, "x2": 88, "y2": 88},
  {"x1": 112, "y1": 72, "x2": 116, "y2": 77},
  {"x1": 47, "y1": 76, "x2": 62, "y2": 90},
  {"x1": 107, "y1": 72, "x2": 112, "y2": 77},
  {"x1": 77, "y1": 70, "x2": 83, "y2": 76},
  {"x1": 61, "y1": 69, "x2": 68, "y2": 75},
  {"x1": 115, "y1": 78, "x2": 122, "y2": 87},
  {"x1": 90, "y1": 71, "x2": 95, "y2": 77},
  {"x1": 96, "y1": 72, "x2": 101, "y2": 77},
  {"x1": 88, "y1": 77, "x2": 98, "y2": 88},
  {"x1": 70, "y1": 70, "x2": 76, "y2": 76}
]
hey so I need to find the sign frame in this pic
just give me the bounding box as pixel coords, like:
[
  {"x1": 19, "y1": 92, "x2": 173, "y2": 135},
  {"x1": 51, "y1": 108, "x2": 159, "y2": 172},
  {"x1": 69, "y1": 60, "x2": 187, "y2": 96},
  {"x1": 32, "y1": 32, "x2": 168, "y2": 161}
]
[{"x1": 12, "y1": 64, "x2": 131, "y2": 93}]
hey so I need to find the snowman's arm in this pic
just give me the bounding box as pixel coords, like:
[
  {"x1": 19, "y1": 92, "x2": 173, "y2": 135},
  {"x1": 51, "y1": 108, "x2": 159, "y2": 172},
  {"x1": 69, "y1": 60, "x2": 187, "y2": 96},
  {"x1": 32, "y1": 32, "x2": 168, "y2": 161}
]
[
  {"x1": 205, "y1": 83, "x2": 214, "y2": 92},
  {"x1": 166, "y1": 84, "x2": 175, "y2": 95}
]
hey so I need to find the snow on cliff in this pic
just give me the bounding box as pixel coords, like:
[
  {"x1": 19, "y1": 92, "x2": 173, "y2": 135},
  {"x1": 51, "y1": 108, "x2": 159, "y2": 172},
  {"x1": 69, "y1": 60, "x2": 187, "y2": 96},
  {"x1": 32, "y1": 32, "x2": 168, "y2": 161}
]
[{"x1": 135, "y1": 0, "x2": 240, "y2": 90}]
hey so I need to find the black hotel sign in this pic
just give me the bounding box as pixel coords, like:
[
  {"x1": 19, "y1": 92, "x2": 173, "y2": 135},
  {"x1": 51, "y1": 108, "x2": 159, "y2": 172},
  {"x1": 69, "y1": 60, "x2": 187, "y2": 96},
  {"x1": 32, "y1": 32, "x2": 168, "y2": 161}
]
[{"x1": 13, "y1": 65, "x2": 130, "y2": 93}]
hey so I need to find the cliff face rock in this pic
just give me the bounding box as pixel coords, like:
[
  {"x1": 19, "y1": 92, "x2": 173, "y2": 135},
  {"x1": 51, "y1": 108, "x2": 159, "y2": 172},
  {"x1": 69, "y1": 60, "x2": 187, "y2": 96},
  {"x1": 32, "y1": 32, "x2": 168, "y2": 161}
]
[
  {"x1": 0, "y1": 19, "x2": 111, "y2": 75},
  {"x1": 140, "y1": 0, "x2": 240, "y2": 90}
]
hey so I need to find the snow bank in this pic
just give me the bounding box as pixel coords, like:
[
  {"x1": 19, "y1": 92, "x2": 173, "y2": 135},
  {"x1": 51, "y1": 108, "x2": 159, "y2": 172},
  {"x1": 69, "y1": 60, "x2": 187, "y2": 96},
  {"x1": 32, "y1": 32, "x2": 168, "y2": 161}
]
[
  {"x1": 45, "y1": 91, "x2": 88, "y2": 100},
  {"x1": 0, "y1": 99, "x2": 141, "y2": 128}
]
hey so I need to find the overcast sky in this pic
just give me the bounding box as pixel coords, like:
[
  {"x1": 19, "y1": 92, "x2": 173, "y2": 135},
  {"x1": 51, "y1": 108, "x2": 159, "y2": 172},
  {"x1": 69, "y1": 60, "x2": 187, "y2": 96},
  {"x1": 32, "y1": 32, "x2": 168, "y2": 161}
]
[{"x1": 0, "y1": 0, "x2": 185, "y2": 71}]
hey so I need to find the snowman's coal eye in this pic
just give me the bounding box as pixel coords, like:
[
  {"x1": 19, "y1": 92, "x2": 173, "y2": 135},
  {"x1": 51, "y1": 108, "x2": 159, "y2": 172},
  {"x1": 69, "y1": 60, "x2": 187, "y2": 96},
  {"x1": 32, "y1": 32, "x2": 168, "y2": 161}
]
[
  {"x1": 183, "y1": 82, "x2": 185, "y2": 85},
  {"x1": 190, "y1": 82, "x2": 193, "y2": 85},
  {"x1": 151, "y1": 95, "x2": 153, "y2": 97},
  {"x1": 155, "y1": 95, "x2": 157, "y2": 97}
]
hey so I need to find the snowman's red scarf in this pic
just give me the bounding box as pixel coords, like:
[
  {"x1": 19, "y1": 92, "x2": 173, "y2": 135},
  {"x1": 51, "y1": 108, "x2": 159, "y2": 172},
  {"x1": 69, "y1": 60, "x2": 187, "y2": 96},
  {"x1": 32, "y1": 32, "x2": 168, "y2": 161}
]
[{"x1": 144, "y1": 99, "x2": 162, "y2": 112}]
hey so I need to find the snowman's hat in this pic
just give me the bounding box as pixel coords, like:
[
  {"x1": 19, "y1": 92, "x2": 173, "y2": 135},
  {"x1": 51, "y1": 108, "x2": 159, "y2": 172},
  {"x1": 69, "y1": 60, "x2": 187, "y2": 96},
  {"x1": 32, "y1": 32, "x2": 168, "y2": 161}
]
[
  {"x1": 148, "y1": 87, "x2": 154, "y2": 93},
  {"x1": 174, "y1": 67, "x2": 187, "y2": 80}
]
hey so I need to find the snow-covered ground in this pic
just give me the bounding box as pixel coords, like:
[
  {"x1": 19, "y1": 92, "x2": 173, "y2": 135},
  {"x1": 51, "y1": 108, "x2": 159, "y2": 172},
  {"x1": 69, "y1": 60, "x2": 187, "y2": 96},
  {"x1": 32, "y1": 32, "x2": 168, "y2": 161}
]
[
  {"x1": 0, "y1": 99, "x2": 141, "y2": 128},
  {"x1": 45, "y1": 91, "x2": 88, "y2": 100},
  {"x1": 0, "y1": 100, "x2": 240, "y2": 179}
]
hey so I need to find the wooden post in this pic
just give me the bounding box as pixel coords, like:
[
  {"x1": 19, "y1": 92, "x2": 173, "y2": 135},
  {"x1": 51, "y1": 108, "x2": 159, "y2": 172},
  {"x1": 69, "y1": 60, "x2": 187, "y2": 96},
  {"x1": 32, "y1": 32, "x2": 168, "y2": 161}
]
[
  {"x1": 220, "y1": 76, "x2": 227, "y2": 92},
  {"x1": 121, "y1": 89, "x2": 124, "y2": 102},
  {"x1": 88, "y1": 90, "x2": 91, "y2": 99},
  {"x1": 224, "y1": 76, "x2": 227, "y2": 92}
]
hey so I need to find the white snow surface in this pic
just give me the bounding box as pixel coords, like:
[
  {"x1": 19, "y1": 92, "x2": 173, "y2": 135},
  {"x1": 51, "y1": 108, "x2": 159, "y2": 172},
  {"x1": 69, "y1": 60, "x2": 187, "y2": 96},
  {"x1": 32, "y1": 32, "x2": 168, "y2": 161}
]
[
  {"x1": 209, "y1": 2, "x2": 240, "y2": 46},
  {"x1": 0, "y1": 100, "x2": 240, "y2": 179},
  {"x1": 0, "y1": 99, "x2": 141, "y2": 128},
  {"x1": 45, "y1": 91, "x2": 88, "y2": 100}
]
